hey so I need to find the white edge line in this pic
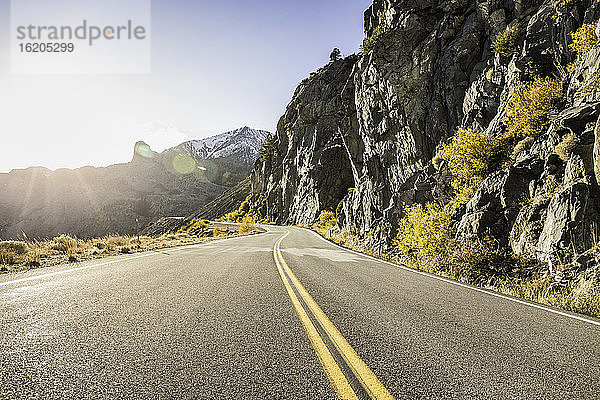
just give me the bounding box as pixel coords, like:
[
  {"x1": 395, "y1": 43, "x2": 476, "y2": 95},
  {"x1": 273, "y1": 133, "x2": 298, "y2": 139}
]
[
  {"x1": 0, "y1": 230, "x2": 270, "y2": 287},
  {"x1": 0, "y1": 253, "x2": 155, "y2": 287},
  {"x1": 297, "y1": 227, "x2": 600, "y2": 328}
]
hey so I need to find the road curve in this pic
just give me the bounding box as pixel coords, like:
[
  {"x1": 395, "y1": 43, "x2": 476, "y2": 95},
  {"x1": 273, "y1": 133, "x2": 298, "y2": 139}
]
[{"x1": 1, "y1": 226, "x2": 599, "y2": 399}]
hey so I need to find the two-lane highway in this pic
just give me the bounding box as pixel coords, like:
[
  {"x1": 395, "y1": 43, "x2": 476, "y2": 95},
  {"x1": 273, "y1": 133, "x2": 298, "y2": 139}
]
[{"x1": 1, "y1": 226, "x2": 599, "y2": 399}]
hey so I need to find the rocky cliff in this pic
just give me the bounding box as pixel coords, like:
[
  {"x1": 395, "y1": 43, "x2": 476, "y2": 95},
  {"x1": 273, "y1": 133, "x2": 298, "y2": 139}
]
[{"x1": 244, "y1": 0, "x2": 600, "y2": 268}]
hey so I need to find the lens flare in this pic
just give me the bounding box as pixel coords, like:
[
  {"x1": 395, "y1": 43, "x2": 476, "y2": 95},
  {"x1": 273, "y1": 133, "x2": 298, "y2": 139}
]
[
  {"x1": 134, "y1": 142, "x2": 154, "y2": 159},
  {"x1": 172, "y1": 154, "x2": 196, "y2": 174}
]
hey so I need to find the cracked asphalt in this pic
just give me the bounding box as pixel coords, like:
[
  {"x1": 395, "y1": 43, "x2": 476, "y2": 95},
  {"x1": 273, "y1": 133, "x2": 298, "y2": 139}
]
[{"x1": 1, "y1": 226, "x2": 599, "y2": 399}]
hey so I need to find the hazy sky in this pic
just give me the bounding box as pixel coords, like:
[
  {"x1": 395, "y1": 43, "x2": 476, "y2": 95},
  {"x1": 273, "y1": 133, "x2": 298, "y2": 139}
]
[{"x1": 0, "y1": 0, "x2": 371, "y2": 172}]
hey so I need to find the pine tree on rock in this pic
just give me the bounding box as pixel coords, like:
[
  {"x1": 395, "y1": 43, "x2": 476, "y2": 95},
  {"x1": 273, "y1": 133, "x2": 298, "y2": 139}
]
[{"x1": 330, "y1": 48, "x2": 341, "y2": 62}]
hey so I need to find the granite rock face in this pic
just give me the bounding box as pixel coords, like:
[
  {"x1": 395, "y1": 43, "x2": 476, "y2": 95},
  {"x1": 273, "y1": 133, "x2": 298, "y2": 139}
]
[
  {"x1": 245, "y1": 0, "x2": 600, "y2": 265},
  {"x1": 249, "y1": 56, "x2": 359, "y2": 225}
]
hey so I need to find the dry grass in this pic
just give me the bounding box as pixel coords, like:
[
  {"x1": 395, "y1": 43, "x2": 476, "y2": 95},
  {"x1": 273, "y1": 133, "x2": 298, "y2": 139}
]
[
  {"x1": 0, "y1": 225, "x2": 257, "y2": 273},
  {"x1": 510, "y1": 136, "x2": 535, "y2": 159},
  {"x1": 0, "y1": 241, "x2": 29, "y2": 266},
  {"x1": 555, "y1": 132, "x2": 578, "y2": 161},
  {"x1": 499, "y1": 275, "x2": 600, "y2": 317}
]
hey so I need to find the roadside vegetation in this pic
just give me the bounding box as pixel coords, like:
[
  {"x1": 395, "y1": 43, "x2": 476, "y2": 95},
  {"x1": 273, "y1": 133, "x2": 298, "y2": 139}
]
[
  {"x1": 0, "y1": 221, "x2": 259, "y2": 274},
  {"x1": 217, "y1": 194, "x2": 274, "y2": 225},
  {"x1": 237, "y1": 214, "x2": 258, "y2": 235},
  {"x1": 217, "y1": 195, "x2": 253, "y2": 223},
  {"x1": 312, "y1": 211, "x2": 600, "y2": 319}
]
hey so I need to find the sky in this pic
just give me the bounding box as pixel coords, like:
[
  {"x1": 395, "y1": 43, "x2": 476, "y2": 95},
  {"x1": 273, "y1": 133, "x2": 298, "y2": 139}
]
[{"x1": 0, "y1": 0, "x2": 371, "y2": 172}]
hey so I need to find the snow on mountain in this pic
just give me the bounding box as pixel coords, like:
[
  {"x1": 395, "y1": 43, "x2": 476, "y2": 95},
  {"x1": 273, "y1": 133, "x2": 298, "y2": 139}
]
[{"x1": 175, "y1": 126, "x2": 270, "y2": 166}]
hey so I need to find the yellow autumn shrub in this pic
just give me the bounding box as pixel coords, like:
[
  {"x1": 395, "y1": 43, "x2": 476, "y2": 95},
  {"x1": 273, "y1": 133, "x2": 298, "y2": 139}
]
[
  {"x1": 505, "y1": 77, "x2": 563, "y2": 139},
  {"x1": 394, "y1": 203, "x2": 452, "y2": 259},
  {"x1": 569, "y1": 23, "x2": 598, "y2": 54},
  {"x1": 438, "y1": 128, "x2": 506, "y2": 204}
]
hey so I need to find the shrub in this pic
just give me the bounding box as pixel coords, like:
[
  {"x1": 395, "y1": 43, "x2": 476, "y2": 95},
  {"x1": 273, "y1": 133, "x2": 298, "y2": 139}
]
[
  {"x1": 219, "y1": 196, "x2": 252, "y2": 223},
  {"x1": 50, "y1": 235, "x2": 78, "y2": 254},
  {"x1": 438, "y1": 128, "x2": 507, "y2": 204},
  {"x1": 394, "y1": 203, "x2": 452, "y2": 260},
  {"x1": 555, "y1": 132, "x2": 578, "y2": 161},
  {"x1": 569, "y1": 23, "x2": 598, "y2": 54},
  {"x1": 444, "y1": 238, "x2": 517, "y2": 284},
  {"x1": 197, "y1": 219, "x2": 210, "y2": 229},
  {"x1": 316, "y1": 210, "x2": 337, "y2": 229},
  {"x1": 583, "y1": 72, "x2": 600, "y2": 94},
  {"x1": 0, "y1": 241, "x2": 28, "y2": 265},
  {"x1": 491, "y1": 24, "x2": 521, "y2": 56},
  {"x1": 362, "y1": 24, "x2": 387, "y2": 54},
  {"x1": 179, "y1": 219, "x2": 209, "y2": 234},
  {"x1": 238, "y1": 214, "x2": 257, "y2": 235},
  {"x1": 505, "y1": 77, "x2": 563, "y2": 139},
  {"x1": 395, "y1": 204, "x2": 523, "y2": 283},
  {"x1": 553, "y1": 0, "x2": 580, "y2": 10}
]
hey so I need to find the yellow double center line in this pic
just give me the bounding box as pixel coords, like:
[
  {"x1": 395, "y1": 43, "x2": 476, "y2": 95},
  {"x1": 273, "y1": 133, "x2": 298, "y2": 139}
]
[{"x1": 273, "y1": 231, "x2": 394, "y2": 400}]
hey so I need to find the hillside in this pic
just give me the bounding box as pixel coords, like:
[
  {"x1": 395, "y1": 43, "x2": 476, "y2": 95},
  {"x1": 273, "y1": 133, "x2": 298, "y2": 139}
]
[{"x1": 0, "y1": 127, "x2": 269, "y2": 240}]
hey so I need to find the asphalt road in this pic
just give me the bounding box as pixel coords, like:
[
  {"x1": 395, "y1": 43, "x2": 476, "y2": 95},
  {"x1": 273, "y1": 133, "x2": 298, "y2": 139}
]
[{"x1": 1, "y1": 226, "x2": 599, "y2": 399}]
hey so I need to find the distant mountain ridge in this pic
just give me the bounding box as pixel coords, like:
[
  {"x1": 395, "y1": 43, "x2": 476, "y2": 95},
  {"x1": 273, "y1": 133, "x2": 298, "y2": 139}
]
[
  {"x1": 167, "y1": 126, "x2": 270, "y2": 187},
  {"x1": 0, "y1": 126, "x2": 270, "y2": 240}
]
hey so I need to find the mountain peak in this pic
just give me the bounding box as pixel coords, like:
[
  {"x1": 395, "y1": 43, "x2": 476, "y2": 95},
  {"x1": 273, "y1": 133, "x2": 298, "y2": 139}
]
[
  {"x1": 132, "y1": 141, "x2": 159, "y2": 163},
  {"x1": 159, "y1": 126, "x2": 271, "y2": 187},
  {"x1": 174, "y1": 126, "x2": 270, "y2": 166}
]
